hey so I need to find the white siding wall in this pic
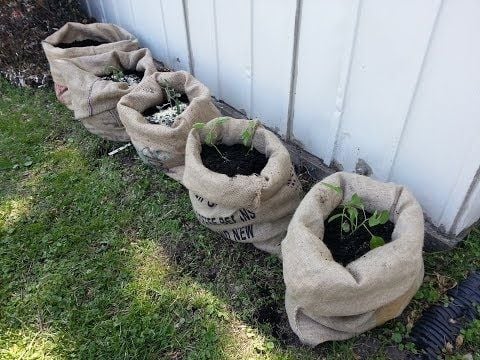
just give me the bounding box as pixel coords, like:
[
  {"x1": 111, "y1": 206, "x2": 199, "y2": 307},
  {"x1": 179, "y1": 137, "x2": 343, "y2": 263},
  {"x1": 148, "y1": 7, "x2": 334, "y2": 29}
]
[{"x1": 80, "y1": 0, "x2": 480, "y2": 236}]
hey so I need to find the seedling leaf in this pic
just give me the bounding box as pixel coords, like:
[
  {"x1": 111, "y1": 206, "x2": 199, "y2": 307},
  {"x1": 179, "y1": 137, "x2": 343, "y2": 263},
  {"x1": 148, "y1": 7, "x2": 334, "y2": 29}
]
[
  {"x1": 370, "y1": 235, "x2": 385, "y2": 249},
  {"x1": 240, "y1": 120, "x2": 259, "y2": 148},
  {"x1": 105, "y1": 66, "x2": 124, "y2": 82},
  {"x1": 321, "y1": 182, "x2": 342, "y2": 195},
  {"x1": 197, "y1": 117, "x2": 230, "y2": 157},
  {"x1": 206, "y1": 132, "x2": 214, "y2": 146},
  {"x1": 347, "y1": 207, "x2": 358, "y2": 226},
  {"x1": 327, "y1": 213, "x2": 343, "y2": 223},
  {"x1": 160, "y1": 80, "x2": 185, "y2": 115},
  {"x1": 348, "y1": 193, "x2": 363, "y2": 208},
  {"x1": 368, "y1": 210, "x2": 390, "y2": 227},
  {"x1": 341, "y1": 221, "x2": 351, "y2": 233}
]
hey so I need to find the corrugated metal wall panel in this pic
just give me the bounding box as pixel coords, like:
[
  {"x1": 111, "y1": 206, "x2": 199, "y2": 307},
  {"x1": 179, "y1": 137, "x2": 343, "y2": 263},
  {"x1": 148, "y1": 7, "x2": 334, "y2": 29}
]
[
  {"x1": 113, "y1": 0, "x2": 136, "y2": 34},
  {"x1": 213, "y1": 0, "x2": 252, "y2": 115},
  {"x1": 290, "y1": 0, "x2": 359, "y2": 163},
  {"x1": 250, "y1": 0, "x2": 296, "y2": 136},
  {"x1": 389, "y1": 0, "x2": 480, "y2": 233},
  {"x1": 331, "y1": 0, "x2": 441, "y2": 181},
  {"x1": 100, "y1": 0, "x2": 119, "y2": 23},
  {"x1": 125, "y1": 0, "x2": 169, "y2": 63},
  {"x1": 85, "y1": 0, "x2": 104, "y2": 22},
  {"x1": 186, "y1": 0, "x2": 220, "y2": 95},
  {"x1": 156, "y1": 0, "x2": 191, "y2": 72}
]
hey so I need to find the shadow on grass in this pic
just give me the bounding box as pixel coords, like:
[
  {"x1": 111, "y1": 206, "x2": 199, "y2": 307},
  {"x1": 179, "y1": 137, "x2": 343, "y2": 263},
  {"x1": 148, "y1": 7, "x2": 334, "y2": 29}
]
[{"x1": 1, "y1": 82, "x2": 330, "y2": 358}]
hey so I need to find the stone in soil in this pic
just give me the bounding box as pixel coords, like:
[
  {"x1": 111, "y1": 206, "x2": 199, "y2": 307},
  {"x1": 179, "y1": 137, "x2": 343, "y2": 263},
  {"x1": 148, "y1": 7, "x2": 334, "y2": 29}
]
[
  {"x1": 143, "y1": 102, "x2": 187, "y2": 126},
  {"x1": 323, "y1": 208, "x2": 394, "y2": 266},
  {"x1": 200, "y1": 143, "x2": 268, "y2": 177}
]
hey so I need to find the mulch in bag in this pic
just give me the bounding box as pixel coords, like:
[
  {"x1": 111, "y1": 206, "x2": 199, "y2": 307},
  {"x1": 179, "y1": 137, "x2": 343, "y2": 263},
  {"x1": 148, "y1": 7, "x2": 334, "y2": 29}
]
[
  {"x1": 282, "y1": 171, "x2": 424, "y2": 345},
  {"x1": 117, "y1": 71, "x2": 221, "y2": 181},
  {"x1": 183, "y1": 117, "x2": 303, "y2": 255},
  {"x1": 56, "y1": 48, "x2": 157, "y2": 141},
  {"x1": 42, "y1": 22, "x2": 139, "y2": 105}
]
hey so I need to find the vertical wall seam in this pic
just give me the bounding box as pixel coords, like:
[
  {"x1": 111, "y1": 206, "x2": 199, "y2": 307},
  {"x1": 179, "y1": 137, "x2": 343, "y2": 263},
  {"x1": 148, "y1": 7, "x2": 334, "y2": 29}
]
[
  {"x1": 386, "y1": 0, "x2": 444, "y2": 182},
  {"x1": 285, "y1": 0, "x2": 303, "y2": 141},
  {"x1": 249, "y1": 0, "x2": 254, "y2": 117},
  {"x1": 182, "y1": 0, "x2": 195, "y2": 75},
  {"x1": 330, "y1": 0, "x2": 363, "y2": 164},
  {"x1": 99, "y1": 0, "x2": 106, "y2": 22},
  {"x1": 113, "y1": 1, "x2": 120, "y2": 24},
  {"x1": 108, "y1": 0, "x2": 119, "y2": 24},
  {"x1": 212, "y1": 0, "x2": 221, "y2": 98},
  {"x1": 158, "y1": 0, "x2": 171, "y2": 68},
  {"x1": 451, "y1": 166, "x2": 480, "y2": 235},
  {"x1": 128, "y1": 0, "x2": 136, "y2": 28},
  {"x1": 85, "y1": 0, "x2": 92, "y2": 17},
  {"x1": 437, "y1": 135, "x2": 479, "y2": 231}
]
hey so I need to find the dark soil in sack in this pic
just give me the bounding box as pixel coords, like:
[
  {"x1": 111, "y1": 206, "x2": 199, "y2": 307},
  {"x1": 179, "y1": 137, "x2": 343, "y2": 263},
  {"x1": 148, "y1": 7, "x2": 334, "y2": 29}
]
[
  {"x1": 56, "y1": 39, "x2": 107, "y2": 48},
  {"x1": 200, "y1": 143, "x2": 268, "y2": 177},
  {"x1": 323, "y1": 209, "x2": 395, "y2": 266}
]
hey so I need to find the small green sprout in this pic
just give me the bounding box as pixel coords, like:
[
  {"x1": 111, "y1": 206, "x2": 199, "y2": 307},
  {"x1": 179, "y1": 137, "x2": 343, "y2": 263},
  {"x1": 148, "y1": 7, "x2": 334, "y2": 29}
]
[
  {"x1": 321, "y1": 182, "x2": 390, "y2": 250},
  {"x1": 104, "y1": 66, "x2": 125, "y2": 82},
  {"x1": 240, "y1": 119, "x2": 259, "y2": 152},
  {"x1": 160, "y1": 80, "x2": 184, "y2": 115},
  {"x1": 193, "y1": 117, "x2": 229, "y2": 157}
]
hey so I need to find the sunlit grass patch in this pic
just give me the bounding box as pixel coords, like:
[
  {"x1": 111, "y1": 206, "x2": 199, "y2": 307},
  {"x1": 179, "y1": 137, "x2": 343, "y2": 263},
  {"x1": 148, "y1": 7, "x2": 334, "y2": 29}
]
[{"x1": 0, "y1": 328, "x2": 62, "y2": 360}]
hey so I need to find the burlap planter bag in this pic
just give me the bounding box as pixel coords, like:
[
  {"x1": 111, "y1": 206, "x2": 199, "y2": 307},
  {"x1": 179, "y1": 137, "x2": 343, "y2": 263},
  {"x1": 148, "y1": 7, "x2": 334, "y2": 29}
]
[
  {"x1": 56, "y1": 48, "x2": 157, "y2": 142},
  {"x1": 117, "y1": 71, "x2": 221, "y2": 181},
  {"x1": 183, "y1": 118, "x2": 303, "y2": 255},
  {"x1": 42, "y1": 22, "x2": 139, "y2": 106},
  {"x1": 282, "y1": 172, "x2": 424, "y2": 345}
]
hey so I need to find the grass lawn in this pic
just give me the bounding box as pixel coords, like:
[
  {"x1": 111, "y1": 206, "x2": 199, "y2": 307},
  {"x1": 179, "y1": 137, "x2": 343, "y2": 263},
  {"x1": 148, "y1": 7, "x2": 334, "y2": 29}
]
[{"x1": 0, "y1": 78, "x2": 479, "y2": 359}]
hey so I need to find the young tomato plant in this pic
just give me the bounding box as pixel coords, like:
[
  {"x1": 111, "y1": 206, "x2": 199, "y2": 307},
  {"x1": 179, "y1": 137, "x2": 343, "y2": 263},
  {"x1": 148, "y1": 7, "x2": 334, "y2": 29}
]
[
  {"x1": 193, "y1": 117, "x2": 229, "y2": 157},
  {"x1": 104, "y1": 66, "x2": 125, "y2": 82},
  {"x1": 240, "y1": 119, "x2": 260, "y2": 152},
  {"x1": 321, "y1": 182, "x2": 390, "y2": 250},
  {"x1": 160, "y1": 80, "x2": 185, "y2": 115}
]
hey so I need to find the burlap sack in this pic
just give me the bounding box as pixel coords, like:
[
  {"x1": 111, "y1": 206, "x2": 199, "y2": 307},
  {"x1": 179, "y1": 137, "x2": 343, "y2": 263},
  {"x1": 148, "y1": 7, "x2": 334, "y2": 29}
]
[
  {"x1": 42, "y1": 22, "x2": 139, "y2": 106},
  {"x1": 282, "y1": 172, "x2": 424, "y2": 345},
  {"x1": 183, "y1": 118, "x2": 303, "y2": 255},
  {"x1": 117, "y1": 71, "x2": 221, "y2": 181},
  {"x1": 56, "y1": 48, "x2": 157, "y2": 142}
]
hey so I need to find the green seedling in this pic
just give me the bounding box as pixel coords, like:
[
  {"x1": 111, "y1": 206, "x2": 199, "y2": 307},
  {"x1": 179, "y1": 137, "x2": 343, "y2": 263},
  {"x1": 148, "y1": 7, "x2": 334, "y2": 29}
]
[
  {"x1": 160, "y1": 80, "x2": 184, "y2": 115},
  {"x1": 104, "y1": 66, "x2": 125, "y2": 82},
  {"x1": 240, "y1": 120, "x2": 259, "y2": 153},
  {"x1": 193, "y1": 117, "x2": 229, "y2": 158},
  {"x1": 321, "y1": 182, "x2": 390, "y2": 250}
]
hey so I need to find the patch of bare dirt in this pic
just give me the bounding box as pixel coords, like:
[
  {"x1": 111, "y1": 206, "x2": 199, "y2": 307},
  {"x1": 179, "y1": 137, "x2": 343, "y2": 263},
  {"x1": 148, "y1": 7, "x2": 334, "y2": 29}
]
[{"x1": 0, "y1": 0, "x2": 91, "y2": 88}]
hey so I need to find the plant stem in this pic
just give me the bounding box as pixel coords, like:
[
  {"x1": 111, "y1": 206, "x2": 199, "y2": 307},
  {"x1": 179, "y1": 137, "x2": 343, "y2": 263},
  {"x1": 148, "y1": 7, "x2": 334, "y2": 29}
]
[
  {"x1": 340, "y1": 206, "x2": 347, "y2": 239},
  {"x1": 175, "y1": 100, "x2": 180, "y2": 115},
  {"x1": 362, "y1": 223, "x2": 375, "y2": 237},
  {"x1": 212, "y1": 143, "x2": 229, "y2": 161}
]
